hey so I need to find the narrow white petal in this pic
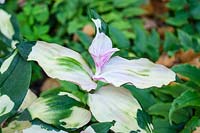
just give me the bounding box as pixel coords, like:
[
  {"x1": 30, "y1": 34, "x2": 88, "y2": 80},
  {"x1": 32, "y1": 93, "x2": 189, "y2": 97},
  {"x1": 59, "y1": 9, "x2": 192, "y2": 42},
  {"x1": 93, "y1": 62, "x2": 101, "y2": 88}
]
[
  {"x1": 88, "y1": 85, "x2": 144, "y2": 133},
  {"x1": 0, "y1": 95, "x2": 14, "y2": 116},
  {"x1": 28, "y1": 41, "x2": 97, "y2": 91},
  {"x1": 0, "y1": 9, "x2": 14, "y2": 39},
  {"x1": 94, "y1": 56, "x2": 176, "y2": 89}
]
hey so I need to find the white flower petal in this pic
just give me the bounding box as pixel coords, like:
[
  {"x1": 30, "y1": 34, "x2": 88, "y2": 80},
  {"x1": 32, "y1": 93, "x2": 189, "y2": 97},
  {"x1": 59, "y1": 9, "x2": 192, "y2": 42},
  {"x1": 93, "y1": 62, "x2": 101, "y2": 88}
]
[
  {"x1": 88, "y1": 85, "x2": 144, "y2": 133},
  {"x1": 89, "y1": 19, "x2": 119, "y2": 75},
  {"x1": 94, "y1": 56, "x2": 176, "y2": 89},
  {"x1": 0, "y1": 9, "x2": 14, "y2": 39},
  {"x1": 28, "y1": 41, "x2": 97, "y2": 91},
  {"x1": 0, "y1": 95, "x2": 14, "y2": 116}
]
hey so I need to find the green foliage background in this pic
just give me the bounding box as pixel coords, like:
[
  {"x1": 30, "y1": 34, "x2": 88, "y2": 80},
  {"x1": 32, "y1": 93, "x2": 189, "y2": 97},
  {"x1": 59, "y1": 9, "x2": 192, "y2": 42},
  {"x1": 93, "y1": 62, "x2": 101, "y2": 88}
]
[{"x1": 1, "y1": 0, "x2": 200, "y2": 132}]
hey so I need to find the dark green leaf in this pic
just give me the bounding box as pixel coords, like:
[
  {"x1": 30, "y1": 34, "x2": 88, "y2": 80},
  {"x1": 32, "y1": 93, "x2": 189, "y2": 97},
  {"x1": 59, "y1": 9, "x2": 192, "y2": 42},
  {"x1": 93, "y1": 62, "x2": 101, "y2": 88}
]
[
  {"x1": 172, "y1": 64, "x2": 200, "y2": 87},
  {"x1": 0, "y1": 53, "x2": 31, "y2": 123},
  {"x1": 169, "y1": 90, "x2": 200, "y2": 123},
  {"x1": 109, "y1": 26, "x2": 130, "y2": 49}
]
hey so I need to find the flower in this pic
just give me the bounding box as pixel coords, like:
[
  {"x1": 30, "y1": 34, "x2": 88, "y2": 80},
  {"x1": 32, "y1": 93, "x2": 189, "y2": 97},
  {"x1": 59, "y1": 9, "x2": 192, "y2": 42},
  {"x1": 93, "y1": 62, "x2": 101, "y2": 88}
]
[
  {"x1": 26, "y1": 16, "x2": 175, "y2": 132},
  {"x1": 27, "y1": 18, "x2": 175, "y2": 91}
]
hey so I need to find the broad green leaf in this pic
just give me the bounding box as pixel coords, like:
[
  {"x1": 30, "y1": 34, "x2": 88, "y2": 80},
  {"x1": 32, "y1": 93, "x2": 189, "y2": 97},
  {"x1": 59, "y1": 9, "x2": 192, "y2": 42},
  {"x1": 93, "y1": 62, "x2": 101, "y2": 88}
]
[
  {"x1": 172, "y1": 64, "x2": 200, "y2": 87},
  {"x1": 163, "y1": 32, "x2": 180, "y2": 56},
  {"x1": 152, "y1": 117, "x2": 177, "y2": 133},
  {"x1": 17, "y1": 41, "x2": 36, "y2": 60},
  {"x1": 28, "y1": 92, "x2": 91, "y2": 129},
  {"x1": 181, "y1": 116, "x2": 200, "y2": 133},
  {"x1": 76, "y1": 31, "x2": 92, "y2": 49},
  {"x1": 153, "y1": 83, "x2": 191, "y2": 98},
  {"x1": 148, "y1": 102, "x2": 190, "y2": 124},
  {"x1": 82, "y1": 122, "x2": 114, "y2": 133},
  {"x1": 166, "y1": 11, "x2": 189, "y2": 27},
  {"x1": 122, "y1": 7, "x2": 146, "y2": 18},
  {"x1": 124, "y1": 85, "x2": 156, "y2": 110},
  {"x1": 166, "y1": 0, "x2": 187, "y2": 10},
  {"x1": 190, "y1": 4, "x2": 200, "y2": 20},
  {"x1": 32, "y1": 4, "x2": 49, "y2": 23},
  {"x1": 177, "y1": 30, "x2": 193, "y2": 51},
  {"x1": 0, "y1": 52, "x2": 31, "y2": 123},
  {"x1": 169, "y1": 90, "x2": 200, "y2": 123},
  {"x1": 113, "y1": 0, "x2": 138, "y2": 8},
  {"x1": 148, "y1": 103, "x2": 171, "y2": 119},
  {"x1": 137, "y1": 109, "x2": 153, "y2": 133},
  {"x1": 146, "y1": 29, "x2": 160, "y2": 61},
  {"x1": 109, "y1": 26, "x2": 130, "y2": 49}
]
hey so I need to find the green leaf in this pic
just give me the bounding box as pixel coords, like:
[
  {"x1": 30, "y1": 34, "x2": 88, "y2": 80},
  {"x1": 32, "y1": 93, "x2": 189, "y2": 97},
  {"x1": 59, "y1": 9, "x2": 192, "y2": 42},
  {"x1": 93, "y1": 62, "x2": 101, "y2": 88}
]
[
  {"x1": 166, "y1": 11, "x2": 189, "y2": 27},
  {"x1": 133, "y1": 25, "x2": 160, "y2": 61},
  {"x1": 137, "y1": 109, "x2": 153, "y2": 132},
  {"x1": 169, "y1": 90, "x2": 200, "y2": 123},
  {"x1": 163, "y1": 32, "x2": 180, "y2": 56},
  {"x1": 32, "y1": 4, "x2": 49, "y2": 23},
  {"x1": 76, "y1": 31, "x2": 92, "y2": 49},
  {"x1": 16, "y1": 41, "x2": 36, "y2": 60},
  {"x1": 33, "y1": 25, "x2": 49, "y2": 38},
  {"x1": 109, "y1": 26, "x2": 130, "y2": 49},
  {"x1": 181, "y1": 116, "x2": 200, "y2": 133},
  {"x1": 172, "y1": 64, "x2": 200, "y2": 87},
  {"x1": 88, "y1": 9, "x2": 108, "y2": 34},
  {"x1": 190, "y1": 4, "x2": 200, "y2": 20},
  {"x1": 0, "y1": 52, "x2": 31, "y2": 123},
  {"x1": 166, "y1": 0, "x2": 187, "y2": 10},
  {"x1": 148, "y1": 103, "x2": 171, "y2": 119},
  {"x1": 113, "y1": 0, "x2": 138, "y2": 8},
  {"x1": 90, "y1": 122, "x2": 114, "y2": 133},
  {"x1": 152, "y1": 117, "x2": 177, "y2": 133},
  {"x1": 177, "y1": 30, "x2": 193, "y2": 50},
  {"x1": 28, "y1": 91, "x2": 90, "y2": 130},
  {"x1": 153, "y1": 83, "x2": 191, "y2": 98},
  {"x1": 122, "y1": 7, "x2": 146, "y2": 18},
  {"x1": 124, "y1": 85, "x2": 156, "y2": 111}
]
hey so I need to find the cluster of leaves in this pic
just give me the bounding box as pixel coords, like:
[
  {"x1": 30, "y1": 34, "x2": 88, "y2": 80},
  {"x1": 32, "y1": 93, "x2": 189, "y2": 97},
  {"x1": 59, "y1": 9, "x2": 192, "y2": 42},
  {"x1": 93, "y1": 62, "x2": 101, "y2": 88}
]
[
  {"x1": 0, "y1": 7, "x2": 152, "y2": 133},
  {"x1": 1, "y1": 0, "x2": 148, "y2": 82},
  {"x1": 1, "y1": 0, "x2": 200, "y2": 132}
]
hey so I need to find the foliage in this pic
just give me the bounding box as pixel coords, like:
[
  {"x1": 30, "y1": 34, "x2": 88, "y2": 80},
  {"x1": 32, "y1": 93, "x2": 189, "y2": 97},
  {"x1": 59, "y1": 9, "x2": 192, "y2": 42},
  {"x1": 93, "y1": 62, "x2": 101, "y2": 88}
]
[{"x1": 1, "y1": 0, "x2": 200, "y2": 132}]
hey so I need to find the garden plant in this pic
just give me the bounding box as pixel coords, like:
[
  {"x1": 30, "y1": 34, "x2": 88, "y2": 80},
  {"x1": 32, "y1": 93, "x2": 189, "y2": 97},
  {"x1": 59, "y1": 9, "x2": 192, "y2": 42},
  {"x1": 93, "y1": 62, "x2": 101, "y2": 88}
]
[{"x1": 1, "y1": 0, "x2": 200, "y2": 133}]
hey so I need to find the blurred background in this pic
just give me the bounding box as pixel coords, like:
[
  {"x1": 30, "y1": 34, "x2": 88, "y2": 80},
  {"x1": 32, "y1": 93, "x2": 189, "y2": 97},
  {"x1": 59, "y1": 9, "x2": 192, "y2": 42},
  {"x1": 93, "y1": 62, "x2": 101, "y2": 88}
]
[{"x1": 1, "y1": 0, "x2": 200, "y2": 95}]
